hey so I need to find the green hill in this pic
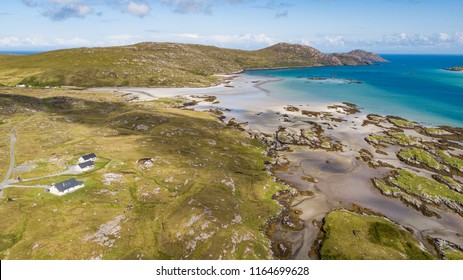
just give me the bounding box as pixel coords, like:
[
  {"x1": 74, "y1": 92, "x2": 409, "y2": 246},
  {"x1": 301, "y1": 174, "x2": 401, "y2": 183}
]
[{"x1": 0, "y1": 42, "x2": 387, "y2": 87}]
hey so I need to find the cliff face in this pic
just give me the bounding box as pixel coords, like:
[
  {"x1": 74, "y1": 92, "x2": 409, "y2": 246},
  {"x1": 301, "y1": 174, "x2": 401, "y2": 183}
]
[{"x1": 0, "y1": 42, "x2": 388, "y2": 87}]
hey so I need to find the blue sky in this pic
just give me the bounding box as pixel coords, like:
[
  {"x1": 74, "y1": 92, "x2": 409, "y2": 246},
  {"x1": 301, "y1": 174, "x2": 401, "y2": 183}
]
[{"x1": 1, "y1": 0, "x2": 463, "y2": 53}]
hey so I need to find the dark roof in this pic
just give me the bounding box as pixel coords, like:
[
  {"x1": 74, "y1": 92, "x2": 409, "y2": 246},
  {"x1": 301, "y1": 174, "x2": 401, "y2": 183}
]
[
  {"x1": 78, "y1": 161, "x2": 94, "y2": 169},
  {"x1": 54, "y1": 178, "x2": 83, "y2": 192},
  {"x1": 81, "y1": 153, "x2": 96, "y2": 161}
]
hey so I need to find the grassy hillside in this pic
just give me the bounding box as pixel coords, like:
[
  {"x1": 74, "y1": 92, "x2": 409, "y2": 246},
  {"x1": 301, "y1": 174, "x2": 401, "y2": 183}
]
[
  {"x1": 0, "y1": 42, "x2": 386, "y2": 88},
  {"x1": 0, "y1": 88, "x2": 285, "y2": 259},
  {"x1": 320, "y1": 210, "x2": 434, "y2": 260}
]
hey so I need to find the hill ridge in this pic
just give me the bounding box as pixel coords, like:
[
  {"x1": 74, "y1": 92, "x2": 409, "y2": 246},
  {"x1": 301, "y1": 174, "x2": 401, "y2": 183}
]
[{"x1": 0, "y1": 42, "x2": 387, "y2": 87}]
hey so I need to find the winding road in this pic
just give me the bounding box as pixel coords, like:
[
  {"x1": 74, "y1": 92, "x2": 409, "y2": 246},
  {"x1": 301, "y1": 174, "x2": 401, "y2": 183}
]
[
  {"x1": 0, "y1": 126, "x2": 19, "y2": 197},
  {"x1": 1, "y1": 102, "x2": 44, "y2": 198}
]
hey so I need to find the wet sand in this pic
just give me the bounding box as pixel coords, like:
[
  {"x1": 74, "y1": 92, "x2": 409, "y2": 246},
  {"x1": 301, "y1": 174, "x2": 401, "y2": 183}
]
[{"x1": 104, "y1": 73, "x2": 463, "y2": 259}]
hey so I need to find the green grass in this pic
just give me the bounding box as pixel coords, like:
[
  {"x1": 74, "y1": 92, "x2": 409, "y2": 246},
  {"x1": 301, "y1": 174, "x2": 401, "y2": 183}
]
[
  {"x1": 320, "y1": 210, "x2": 434, "y2": 260},
  {"x1": 387, "y1": 132, "x2": 422, "y2": 146},
  {"x1": 0, "y1": 88, "x2": 286, "y2": 260},
  {"x1": 423, "y1": 127, "x2": 452, "y2": 136},
  {"x1": 397, "y1": 148, "x2": 448, "y2": 172},
  {"x1": 389, "y1": 170, "x2": 463, "y2": 205},
  {"x1": 432, "y1": 175, "x2": 462, "y2": 192},
  {"x1": 13, "y1": 161, "x2": 66, "y2": 180},
  {"x1": 0, "y1": 43, "x2": 385, "y2": 87},
  {"x1": 366, "y1": 132, "x2": 423, "y2": 147},
  {"x1": 372, "y1": 179, "x2": 402, "y2": 197},
  {"x1": 443, "y1": 246, "x2": 463, "y2": 260},
  {"x1": 435, "y1": 150, "x2": 463, "y2": 173},
  {"x1": 365, "y1": 134, "x2": 394, "y2": 145},
  {"x1": 388, "y1": 117, "x2": 417, "y2": 128}
]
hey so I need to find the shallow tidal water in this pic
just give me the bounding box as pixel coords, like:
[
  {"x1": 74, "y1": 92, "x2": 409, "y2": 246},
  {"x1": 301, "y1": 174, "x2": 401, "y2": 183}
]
[
  {"x1": 248, "y1": 55, "x2": 463, "y2": 128},
  {"x1": 118, "y1": 56, "x2": 463, "y2": 258}
]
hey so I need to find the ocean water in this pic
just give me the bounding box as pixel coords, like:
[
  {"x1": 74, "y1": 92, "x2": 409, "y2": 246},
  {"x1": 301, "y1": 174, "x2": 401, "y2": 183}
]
[
  {"x1": 0, "y1": 51, "x2": 41, "y2": 55},
  {"x1": 247, "y1": 55, "x2": 463, "y2": 127}
]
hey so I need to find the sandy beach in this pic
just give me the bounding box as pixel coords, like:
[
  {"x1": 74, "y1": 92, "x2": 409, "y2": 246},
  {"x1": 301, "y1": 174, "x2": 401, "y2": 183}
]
[{"x1": 99, "y1": 73, "x2": 463, "y2": 259}]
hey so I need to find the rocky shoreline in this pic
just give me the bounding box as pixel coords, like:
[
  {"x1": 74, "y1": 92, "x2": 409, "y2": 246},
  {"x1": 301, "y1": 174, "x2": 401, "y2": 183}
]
[{"x1": 112, "y1": 74, "x2": 463, "y2": 259}]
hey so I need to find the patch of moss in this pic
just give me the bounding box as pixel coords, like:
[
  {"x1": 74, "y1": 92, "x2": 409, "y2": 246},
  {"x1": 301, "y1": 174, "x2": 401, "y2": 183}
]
[
  {"x1": 365, "y1": 134, "x2": 394, "y2": 145},
  {"x1": 443, "y1": 246, "x2": 463, "y2": 260},
  {"x1": 432, "y1": 175, "x2": 462, "y2": 193},
  {"x1": 320, "y1": 210, "x2": 434, "y2": 260},
  {"x1": 397, "y1": 148, "x2": 449, "y2": 173},
  {"x1": 435, "y1": 150, "x2": 463, "y2": 173},
  {"x1": 387, "y1": 116, "x2": 417, "y2": 129},
  {"x1": 389, "y1": 170, "x2": 463, "y2": 210},
  {"x1": 372, "y1": 179, "x2": 402, "y2": 197},
  {"x1": 387, "y1": 131, "x2": 422, "y2": 146}
]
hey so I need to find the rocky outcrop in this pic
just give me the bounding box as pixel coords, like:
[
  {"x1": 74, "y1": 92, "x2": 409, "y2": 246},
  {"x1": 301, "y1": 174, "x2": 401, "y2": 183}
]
[
  {"x1": 445, "y1": 66, "x2": 463, "y2": 72},
  {"x1": 332, "y1": 50, "x2": 388, "y2": 65},
  {"x1": 257, "y1": 43, "x2": 387, "y2": 67}
]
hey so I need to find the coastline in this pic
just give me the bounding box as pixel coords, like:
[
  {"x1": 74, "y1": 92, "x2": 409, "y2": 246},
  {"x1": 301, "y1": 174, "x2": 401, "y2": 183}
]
[{"x1": 103, "y1": 73, "x2": 463, "y2": 259}]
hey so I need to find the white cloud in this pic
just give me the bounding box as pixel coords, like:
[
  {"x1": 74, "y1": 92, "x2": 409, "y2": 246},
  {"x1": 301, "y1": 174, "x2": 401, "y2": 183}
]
[
  {"x1": 0, "y1": 36, "x2": 91, "y2": 47},
  {"x1": 455, "y1": 32, "x2": 463, "y2": 44},
  {"x1": 3, "y1": 30, "x2": 463, "y2": 53},
  {"x1": 40, "y1": 2, "x2": 94, "y2": 20},
  {"x1": 381, "y1": 32, "x2": 463, "y2": 47},
  {"x1": 48, "y1": 0, "x2": 81, "y2": 4},
  {"x1": 210, "y1": 33, "x2": 273, "y2": 44},
  {"x1": 292, "y1": 31, "x2": 463, "y2": 53},
  {"x1": 324, "y1": 35, "x2": 344, "y2": 46},
  {"x1": 106, "y1": 34, "x2": 142, "y2": 45},
  {"x1": 151, "y1": 32, "x2": 275, "y2": 48},
  {"x1": 152, "y1": 0, "x2": 248, "y2": 14},
  {"x1": 126, "y1": 1, "x2": 151, "y2": 17},
  {"x1": 0, "y1": 37, "x2": 21, "y2": 46},
  {"x1": 437, "y1": 32, "x2": 449, "y2": 42},
  {"x1": 175, "y1": 33, "x2": 202, "y2": 39},
  {"x1": 52, "y1": 37, "x2": 91, "y2": 45},
  {"x1": 22, "y1": 0, "x2": 250, "y2": 20}
]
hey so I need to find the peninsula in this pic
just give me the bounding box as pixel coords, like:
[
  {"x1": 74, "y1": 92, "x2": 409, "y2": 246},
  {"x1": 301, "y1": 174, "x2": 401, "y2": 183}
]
[{"x1": 0, "y1": 42, "x2": 386, "y2": 88}]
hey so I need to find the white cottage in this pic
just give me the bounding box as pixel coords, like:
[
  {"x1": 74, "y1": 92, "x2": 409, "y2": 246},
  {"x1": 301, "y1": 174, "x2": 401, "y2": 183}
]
[
  {"x1": 76, "y1": 161, "x2": 95, "y2": 172},
  {"x1": 49, "y1": 178, "x2": 84, "y2": 196},
  {"x1": 78, "y1": 153, "x2": 97, "y2": 163}
]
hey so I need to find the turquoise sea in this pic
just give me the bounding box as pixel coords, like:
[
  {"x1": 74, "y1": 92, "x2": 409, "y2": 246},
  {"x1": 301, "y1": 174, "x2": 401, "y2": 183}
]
[{"x1": 247, "y1": 55, "x2": 463, "y2": 127}]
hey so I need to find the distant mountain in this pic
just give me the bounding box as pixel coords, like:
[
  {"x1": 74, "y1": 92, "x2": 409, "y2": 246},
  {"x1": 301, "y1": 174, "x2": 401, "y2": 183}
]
[
  {"x1": 332, "y1": 49, "x2": 388, "y2": 65},
  {"x1": 0, "y1": 42, "x2": 388, "y2": 87},
  {"x1": 255, "y1": 43, "x2": 387, "y2": 68}
]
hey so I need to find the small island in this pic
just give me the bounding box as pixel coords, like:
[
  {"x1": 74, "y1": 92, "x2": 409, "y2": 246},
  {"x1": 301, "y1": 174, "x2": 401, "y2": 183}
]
[{"x1": 445, "y1": 66, "x2": 463, "y2": 72}]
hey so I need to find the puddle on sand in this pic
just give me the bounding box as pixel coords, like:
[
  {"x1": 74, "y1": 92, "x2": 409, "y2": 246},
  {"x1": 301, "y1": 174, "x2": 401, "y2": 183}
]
[{"x1": 301, "y1": 154, "x2": 357, "y2": 174}]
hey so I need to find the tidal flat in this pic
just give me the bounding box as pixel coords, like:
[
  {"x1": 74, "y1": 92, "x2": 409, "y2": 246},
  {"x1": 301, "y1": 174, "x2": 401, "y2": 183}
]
[{"x1": 116, "y1": 73, "x2": 463, "y2": 259}]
